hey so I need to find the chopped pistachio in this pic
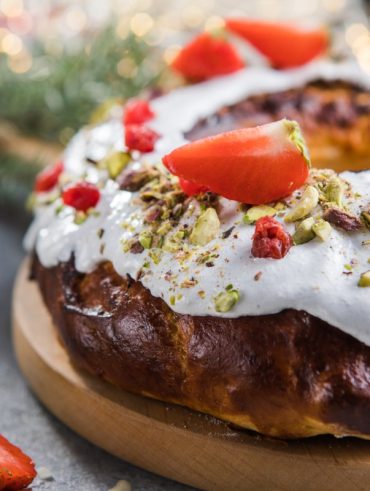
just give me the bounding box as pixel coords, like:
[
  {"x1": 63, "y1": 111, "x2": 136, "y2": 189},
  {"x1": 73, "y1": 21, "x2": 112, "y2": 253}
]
[
  {"x1": 74, "y1": 211, "x2": 87, "y2": 225},
  {"x1": 344, "y1": 263, "x2": 352, "y2": 271},
  {"x1": 163, "y1": 234, "x2": 182, "y2": 253},
  {"x1": 325, "y1": 176, "x2": 344, "y2": 207},
  {"x1": 190, "y1": 208, "x2": 220, "y2": 246},
  {"x1": 361, "y1": 211, "x2": 370, "y2": 230},
  {"x1": 368, "y1": 258, "x2": 370, "y2": 264},
  {"x1": 274, "y1": 202, "x2": 286, "y2": 212},
  {"x1": 214, "y1": 288, "x2": 240, "y2": 313},
  {"x1": 138, "y1": 231, "x2": 152, "y2": 249},
  {"x1": 170, "y1": 295, "x2": 176, "y2": 306},
  {"x1": 285, "y1": 185, "x2": 319, "y2": 222},
  {"x1": 157, "y1": 221, "x2": 172, "y2": 236},
  {"x1": 55, "y1": 203, "x2": 64, "y2": 215},
  {"x1": 292, "y1": 217, "x2": 315, "y2": 245},
  {"x1": 358, "y1": 271, "x2": 370, "y2": 287},
  {"x1": 174, "y1": 230, "x2": 186, "y2": 241},
  {"x1": 243, "y1": 205, "x2": 276, "y2": 225},
  {"x1": 99, "y1": 151, "x2": 131, "y2": 179},
  {"x1": 148, "y1": 250, "x2": 162, "y2": 264},
  {"x1": 198, "y1": 290, "x2": 206, "y2": 299},
  {"x1": 312, "y1": 219, "x2": 332, "y2": 242}
]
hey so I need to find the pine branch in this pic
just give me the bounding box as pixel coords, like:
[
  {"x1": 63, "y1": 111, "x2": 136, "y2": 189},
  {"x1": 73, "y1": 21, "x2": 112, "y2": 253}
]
[{"x1": 0, "y1": 27, "x2": 162, "y2": 144}]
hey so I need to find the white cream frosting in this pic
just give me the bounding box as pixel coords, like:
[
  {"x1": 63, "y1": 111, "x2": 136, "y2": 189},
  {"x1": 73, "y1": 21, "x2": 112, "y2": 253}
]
[{"x1": 25, "y1": 61, "x2": 370, "y2": 346}]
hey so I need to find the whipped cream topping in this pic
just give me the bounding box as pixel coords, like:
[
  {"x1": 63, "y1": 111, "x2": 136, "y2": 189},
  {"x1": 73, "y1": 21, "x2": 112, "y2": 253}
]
[{"x1": 25, "y1": 61, "x2": 370, "y2": 346}]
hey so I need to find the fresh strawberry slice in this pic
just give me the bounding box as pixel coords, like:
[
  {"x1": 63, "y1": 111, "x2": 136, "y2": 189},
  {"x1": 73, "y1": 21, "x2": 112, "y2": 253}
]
[
  {"x1": 171, "y1": 32, "x2": 244, "y2": 81},
  {"x1": 179, "y1": 177, "x2": 209, "y2": 196},
  {"x1": 252, "y1": 216, "x2": 292, "y2": 259},
  {"x1": 125, "y1": 124, "x2": 160, "y2": 153},
  {"x1": 0, "y1": 434, "x2": 36, "y2": 490},
  {"x1": 62, "y1": 182, "x2": 100, "y2": 211},
  {"x1": 34, "y1": 160, "x2": 63, "y2": 193},
  {"x1": 163, "y1": 119, "x2": 310, "y2": 205},
  {"x1": 225, "y1": 19, "x2": 328, "y2": 68},
  {"x1": 123, "y1": 99, "x2": 155, "y2": 125}
]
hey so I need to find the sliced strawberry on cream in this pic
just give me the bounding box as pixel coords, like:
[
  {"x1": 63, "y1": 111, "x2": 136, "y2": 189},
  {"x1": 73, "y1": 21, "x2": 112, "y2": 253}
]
[
  {"x1": 171, "y1": 32, "x2": 244, "y2": 82},
  {"x1": 163, "y1": 119, "x2": 310, "y2": 205},
  {"x1": 225, "y1": 19, "x2": 328, "y2": 69},
  {"x1": 0, "y1": 434, "x2": 36, "y2": 490}
]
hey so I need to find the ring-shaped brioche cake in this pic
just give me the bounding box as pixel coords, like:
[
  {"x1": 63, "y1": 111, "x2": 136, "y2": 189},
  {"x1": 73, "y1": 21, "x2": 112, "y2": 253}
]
[{"x1": 26, "y1": 61, "x2": 370, "y2": 439}]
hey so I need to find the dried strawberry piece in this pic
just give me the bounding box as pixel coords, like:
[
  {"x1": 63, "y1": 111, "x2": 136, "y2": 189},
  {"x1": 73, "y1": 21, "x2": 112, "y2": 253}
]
[
  {"x1": 125, "y1": 124, "x2": 160, "y2": 153},
  {"x1": 251, "y1": 216, "x2": 292, "y2": 259},
  {"x1": 123, "y1": 99, "x2": 155, "y2": 125},
  {"x1": 62, "y1": 182, "x2": 100, "y2": 211},
  {"x1": 179, "y1": 177, "x2": 209, "y2": 196},
  {"x1": 0, "y1": 434, "x2": 36, "y2": 490},
  {"x1": 171, "y1": 32, "x2": 244, "y2": 81},
  {"x1": 34, "y1": 160, "x2": 63, "y2": 193}
]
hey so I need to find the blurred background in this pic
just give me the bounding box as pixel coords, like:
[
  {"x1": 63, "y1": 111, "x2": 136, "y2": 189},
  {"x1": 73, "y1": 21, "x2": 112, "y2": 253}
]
[
  {"x1": 0, "y1": 2, "x2": 370, "y2": 489},
  {"x1": 0, "y1": 0, "x2": 370, "y2": 220}
]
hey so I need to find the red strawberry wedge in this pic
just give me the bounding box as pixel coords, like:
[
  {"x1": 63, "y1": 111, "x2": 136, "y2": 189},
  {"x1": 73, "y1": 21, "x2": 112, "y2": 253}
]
[
  {"x1": 0, "y1": 434, "x2": 36, "y2": 490},
  {"x1": 163, "y1": 119, "x2": 310, "y2": 205},
  {"x1": 225, "y1": 19, "x2": 328, "y2": 69},
  {"x1": 171, "y1": 32, "x2": 244, "y2": 82}
]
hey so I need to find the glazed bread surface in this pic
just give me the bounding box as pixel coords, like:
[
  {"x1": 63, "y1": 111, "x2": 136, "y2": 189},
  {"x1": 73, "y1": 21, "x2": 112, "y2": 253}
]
[{"x1": 32, "y1": 256, "x2": 370, "y2": 439}]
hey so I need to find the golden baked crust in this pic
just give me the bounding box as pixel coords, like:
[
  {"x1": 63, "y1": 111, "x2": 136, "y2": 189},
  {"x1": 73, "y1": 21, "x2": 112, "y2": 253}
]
[
  {"x1": 31, "y1": 256, "x2": 370, "y2": 439},
  {"x1": 186, "y1": 81, "x2": 370, "y2": 172}
]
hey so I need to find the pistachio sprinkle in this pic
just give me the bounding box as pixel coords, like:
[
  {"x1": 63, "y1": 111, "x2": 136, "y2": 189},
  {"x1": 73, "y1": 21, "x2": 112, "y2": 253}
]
[
  {"x1": 190, "y1": 207, "x2": 220, "y2": 246},
  {"x1": 214, "y1": 287, "x2": 240, "y2": 313},
  {"x1": 285, "y1": 185, "x2": 319, "y2": 223},
  {"x1": 293, "y1": 217, "x2": 315, "y2": 245},
  {"x1": 99, "y1": 151, "x2": 131, "y2": 179},
  {"x1": 312, "y1": 219, "x2": 332, "y2": 242},
  {"x1": 243, "y1": 205, "x2": 276, "y2": 225},
  {"x1": 358, "y1": 271, "x2": 370, "y2": 287}
]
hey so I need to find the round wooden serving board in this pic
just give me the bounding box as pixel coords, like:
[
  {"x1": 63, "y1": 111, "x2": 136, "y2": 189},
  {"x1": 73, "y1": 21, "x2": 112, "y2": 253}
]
[{"x1": 12, "y1": 259, "x2": 370, "y2": 491}]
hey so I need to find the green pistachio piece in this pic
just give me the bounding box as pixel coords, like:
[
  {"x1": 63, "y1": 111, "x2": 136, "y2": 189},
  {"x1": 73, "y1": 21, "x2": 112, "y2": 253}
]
[
  {"x1": 358, "y1": 271, "x2": 370, "y2": 287},
  {"x1": 139, "y1": 231, "x2": 152, "y2": 249},
  {"x1": 163, "y1": 234, "x2": 181, "y2": 253},
  {"x1": 285, "y1": 185, "x2": 319, "y2": 223},
  {"x1": 214, "y1": 289, "x2": 240, "y2": 313},
  {"x1": 325, "y1": 176, "x2": 344, "y2": 208},
  {"x1": 190, "y1": 208, "x2": 220, "y2": 246},
  {"x1": 149, "y1": 250, "x2": 162, "y2": 264},
  {"x1": 292, "y1": 217, "x2": 315, "y2": 245},
  {"x1": 157, "y1": 221, "x2": 172, "y2": 235},
  {"x1": 99, "y1": 151, "x2": 131, "y2": 179},
  {"x1": 74, "y1": 211, "x2": 87, "y2": 225},
  {"x1": 361, "y1": 211, "x2": 370, "y2": 230},
  {"x1": 243, "y1": 205, "x2": 276, "y2": 225},
  {"x1": 312, "y1": 219, "x2": 332, "y2": 241}
]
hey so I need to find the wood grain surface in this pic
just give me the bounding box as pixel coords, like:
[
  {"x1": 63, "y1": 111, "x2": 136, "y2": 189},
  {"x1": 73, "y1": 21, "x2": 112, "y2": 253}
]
[{"x1": 12, "y1": 259, "x2": 370, "y2": 491}]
